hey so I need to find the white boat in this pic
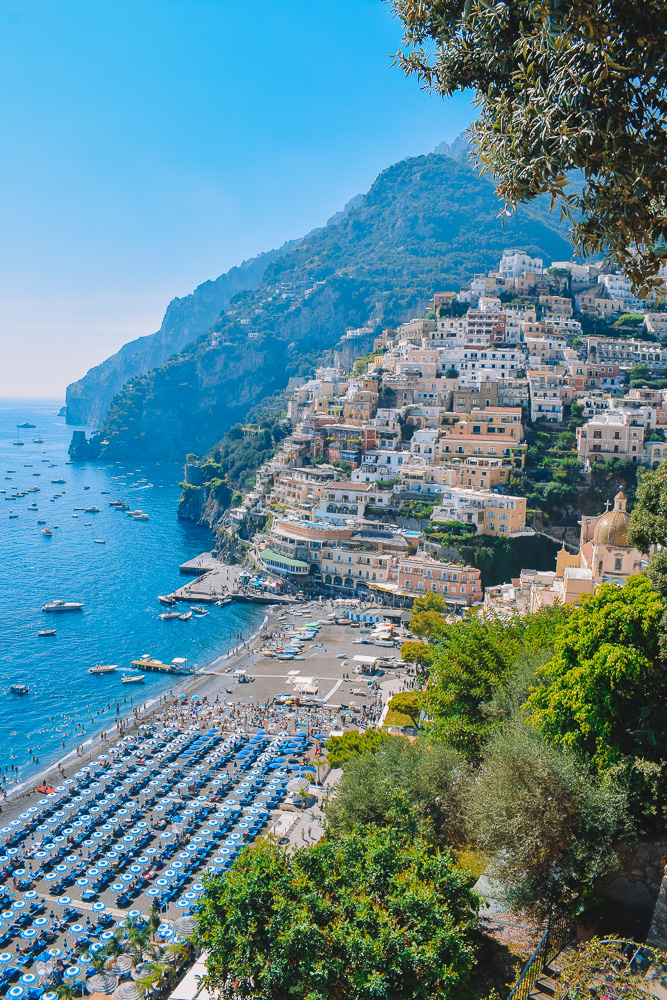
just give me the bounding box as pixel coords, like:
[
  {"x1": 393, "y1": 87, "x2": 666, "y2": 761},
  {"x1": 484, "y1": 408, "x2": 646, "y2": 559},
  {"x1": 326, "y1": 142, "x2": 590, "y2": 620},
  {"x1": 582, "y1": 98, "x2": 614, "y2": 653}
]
[
  {"x1": 121, "y1": 673, "x2": 145, "y2": 684},
  {"x1": 42, "y1": 528, "x2": 52, "y2": 536},
  {"x1": 190, "y1": 606, "x2": 209, "y2": 615},
  {"x1": 88, "y1": 663, "x2": 117, "y2": 674},
  {"x1": 158, "y1": 595, "x2": 176, "y2": 606},
  {"x1": 132, "y1": 512, "x2": 149, "y2": 520},
  {"x1": 179, "y1": 611, "x2": 192, "y2": 621},
  {"x1": 38, "y1": 629, "x2": 56, "y2": 637},
  {"x1": 42, "y1": 600, "x2": 83, "y2": 612},
  {"x1": 94, "y1": 539, "x2": 105, "y2": 544},
  {"x1": 159, "y1": 611, "x2": 180, "y2": 620}
]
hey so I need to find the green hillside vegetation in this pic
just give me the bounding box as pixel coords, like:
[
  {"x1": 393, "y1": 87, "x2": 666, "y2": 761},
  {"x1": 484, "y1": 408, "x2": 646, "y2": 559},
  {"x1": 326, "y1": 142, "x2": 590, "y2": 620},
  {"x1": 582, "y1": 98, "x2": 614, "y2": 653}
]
[{"x1": 90, "y1": 153, "x2": 572, "y2": 461}]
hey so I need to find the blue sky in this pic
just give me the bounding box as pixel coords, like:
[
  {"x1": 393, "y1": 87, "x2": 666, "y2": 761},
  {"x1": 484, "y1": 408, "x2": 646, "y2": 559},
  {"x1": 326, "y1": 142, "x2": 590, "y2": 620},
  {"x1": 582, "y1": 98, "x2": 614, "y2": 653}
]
[{"x1": 0, "y1": 0, "x2": 473, "y2": 397}]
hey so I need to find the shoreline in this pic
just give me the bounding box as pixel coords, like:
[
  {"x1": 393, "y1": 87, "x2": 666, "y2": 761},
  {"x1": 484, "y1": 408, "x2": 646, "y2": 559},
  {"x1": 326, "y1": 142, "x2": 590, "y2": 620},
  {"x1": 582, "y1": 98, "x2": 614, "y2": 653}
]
[{"x1": 3, "y1": 602, "x2": 282, "y2": 808}]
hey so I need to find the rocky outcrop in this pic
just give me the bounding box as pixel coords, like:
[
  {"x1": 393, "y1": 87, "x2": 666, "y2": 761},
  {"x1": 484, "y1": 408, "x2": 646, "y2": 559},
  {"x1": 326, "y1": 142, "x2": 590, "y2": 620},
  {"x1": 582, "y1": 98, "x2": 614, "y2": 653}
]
[{"x1": 65, "y1": 239, "x2": 300, "y2": 427}]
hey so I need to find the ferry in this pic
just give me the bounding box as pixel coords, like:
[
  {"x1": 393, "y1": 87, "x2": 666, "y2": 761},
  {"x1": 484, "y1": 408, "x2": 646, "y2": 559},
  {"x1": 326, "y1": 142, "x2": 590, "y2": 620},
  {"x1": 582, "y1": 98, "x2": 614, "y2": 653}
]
[
  {"x1": 42, "y1": 600, "x2": 83, "y2": 612},
  {"x1": 10, "y1": 684, "x2": 29, "y2": 695},
  {"x1": 121, "y1": 673, "x2": 145, "y2": 684},
  {"x1": 38, "y1": 629, "x2": 56, "y2": 637},
  {"x1": 88, "y1": 663, "x2": 117, "y2": 675}
]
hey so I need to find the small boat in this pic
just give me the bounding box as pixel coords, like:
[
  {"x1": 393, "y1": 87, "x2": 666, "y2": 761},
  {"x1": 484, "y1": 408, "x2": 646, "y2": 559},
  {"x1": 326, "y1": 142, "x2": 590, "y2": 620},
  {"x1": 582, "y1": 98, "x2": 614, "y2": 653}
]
[
  {"x1": 9, "y1": 513, "x2": 18, "y2": 519},
  {"x1": 10, "y1": 684, "x2": 29, "y2": 696},
  {"x1": 72, "y1": 514, "x2": 79, "y2": 518},
  {"x1": 276, "y1": 653, "x2": 294, "y2": 660},
  {"x1": 94, "y1": 539, "x2": 105, "y2": 544},
  {"x1": 42, "y1": 528, "x2": 52, "y2": 536},
  {"x1": 88, "y1": 663, "x2": 117, "y2": 674},
  {"x1": 84, "y1": 485, "x2": 90, "y2": 490},
  {"x1": 159, "y1": 611, "x2": 180, "y2": 620},
  {"x1": 17, "y1": 422, "x2": 36, "y2": 429},
  {"x1": 51, "y1": 479, "x2": 66, "y2": 484},
  {"x1": 37, "y1": 519, "x2": 46, "y2": 524},
  {"x1": 42, "y1": 600, "x2": 83, "y2": 612},
  {"x1": 179, "y1": 611, "x2": 192, "y2": 621},
  {"x1": 190, "y1": 606, "x2": 209, "y2": 615},
  {"x1": 132, "y1": 512, "x2": 149, "y2": 520},
  {"x1": 12, "y1": 430, "x2": 24, "y2": 446},
  {"x1": 85, "y1": 506, "x2": 100, "y2": 513},
  {"x1": 216, "y1": 597, "x2": 232, "y2": 606},
  {"x1": 158, "y1": 595, "x2": 176, "y2": 606},
  {"x1": 38, "y1": 629, "x2": 56, "y2": 637},
  {"x1": 121, "y1": 673, "x2": 145, "y2": 684},
  {"x1": 101, "y1": 491, "x2": 110, "y2": 495}
]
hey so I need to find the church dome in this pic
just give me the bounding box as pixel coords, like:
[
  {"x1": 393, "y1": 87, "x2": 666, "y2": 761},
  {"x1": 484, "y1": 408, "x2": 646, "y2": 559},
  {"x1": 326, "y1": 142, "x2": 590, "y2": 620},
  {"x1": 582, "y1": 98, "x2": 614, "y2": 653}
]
[{"x1": 593, "y1": 491, "x2": 629, "y2": 546}]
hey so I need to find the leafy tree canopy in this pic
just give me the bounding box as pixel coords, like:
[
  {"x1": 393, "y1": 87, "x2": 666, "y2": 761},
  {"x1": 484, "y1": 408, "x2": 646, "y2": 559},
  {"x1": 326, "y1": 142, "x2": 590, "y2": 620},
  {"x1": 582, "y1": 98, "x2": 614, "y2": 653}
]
[
  {"x1": 465, "y1": 724, "x2": 627, "y2": 918},
  {"x1": 194, "y1": 828, "x2": 479, "y2": 1000},
  {"x1": 392, "y1": 0, "x2": 667, "y2": 290},
  {"x1": 422, "y1": 606, "x2": 567, "y2": 757},
  {"x1": 325, "y1": 727, "x2": 389, "y2": 768},
  {"x1": 325, "y1": 735, "x2": 469, "y2": 846},
  {"x1": 628, "y1": 461, "x2": 667, "y2": 552},
  {"x1": 525, "y1": 576, "x2": 667, "y2": 827}
]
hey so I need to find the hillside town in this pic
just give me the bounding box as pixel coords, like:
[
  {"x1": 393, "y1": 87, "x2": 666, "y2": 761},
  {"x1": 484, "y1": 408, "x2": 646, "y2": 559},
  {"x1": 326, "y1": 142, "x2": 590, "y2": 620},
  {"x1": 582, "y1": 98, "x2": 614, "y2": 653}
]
[{"x1": 204, "y1": 248, "x2": 667, "y2": 613}]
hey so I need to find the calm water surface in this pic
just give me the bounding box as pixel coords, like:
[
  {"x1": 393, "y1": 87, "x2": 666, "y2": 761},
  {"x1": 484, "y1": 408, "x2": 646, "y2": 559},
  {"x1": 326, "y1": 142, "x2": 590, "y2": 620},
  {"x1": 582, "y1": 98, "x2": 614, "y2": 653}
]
[{"x1": 0, "y1": 399, "x2": 265, "y2": 784}]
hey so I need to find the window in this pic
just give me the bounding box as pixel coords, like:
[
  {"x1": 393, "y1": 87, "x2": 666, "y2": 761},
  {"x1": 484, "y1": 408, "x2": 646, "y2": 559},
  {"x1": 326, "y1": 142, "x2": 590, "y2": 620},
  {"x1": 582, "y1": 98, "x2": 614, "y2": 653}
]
[{"x1": 614, "y1": 557, "x2": 623, "y2": 571}]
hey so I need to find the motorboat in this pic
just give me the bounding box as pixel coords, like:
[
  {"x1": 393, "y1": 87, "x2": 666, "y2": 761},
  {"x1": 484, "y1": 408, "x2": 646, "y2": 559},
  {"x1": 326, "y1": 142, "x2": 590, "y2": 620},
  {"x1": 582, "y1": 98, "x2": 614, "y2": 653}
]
[
  {"x1": 51, "y1": 479, "x2": 66, "y2": 484},
  {"x1": 216, "y1": 597, "x2": 232, "y2": 606},
  {"x1": 42, "y1": 528, "x2": 52, "y2": 536},
  {"x1": 94, "y1": 539, "x2": 105, "y2": 544},
  {"x1": 42, "y1": 600, "x2": 83, "y2": 612},
  {"x1": 88, "y1": 664, "x2": 117, "y2": 674},
  {"x1": 179, "y1": 611, "x2": 192, "y2": 621},
  {"x1": 9, "y1": 513, "x2": 18, "y2": 519},
  {"x1": 159, "y1": 611, "x2": 180, "y2": 620},
  {"x1": 158, "y1": 595, "x2": 176, "y2": 606},
  {"x1": 38, "y1": 629, "x2": 56, "y2": 637},
  {"x1": 190, "y1": 606, "x2": 209, "y2": 615},
  {"x1": 121, "y1": 673, "x2": 145, "y2": 684},
  {"x1": 85, "y1": 506, "x2": 100, "y2": 513},
  {"x1": 37, "y1": 519, "x2": 46, "y2": 524},
  {"x1": 10, "y1": 684, "x2": 29, "y2": 695},
  {"x1": 131, "y1": 512, "x2": 149, "y2": 520}
]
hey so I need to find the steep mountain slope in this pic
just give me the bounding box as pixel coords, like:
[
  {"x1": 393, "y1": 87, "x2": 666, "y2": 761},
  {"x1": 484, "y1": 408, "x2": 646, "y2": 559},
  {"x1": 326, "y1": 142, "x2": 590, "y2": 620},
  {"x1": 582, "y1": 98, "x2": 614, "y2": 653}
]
[
  {"x1": 86, "y1": 153, "x2": 573, "y2": 461},
  {"x1": 65, "y1": 240, "x2": 300, "y2": 426}
]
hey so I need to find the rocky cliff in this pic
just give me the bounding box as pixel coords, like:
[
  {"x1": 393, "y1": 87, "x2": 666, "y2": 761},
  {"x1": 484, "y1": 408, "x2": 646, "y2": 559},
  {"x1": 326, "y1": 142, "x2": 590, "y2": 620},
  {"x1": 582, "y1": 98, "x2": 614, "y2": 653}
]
[
  {"x1": 65, "y1": 240, "x2": 300, "y2": 426},
  {"x1": 84, "y1": 152, "x2": 574, "y2": 461}
]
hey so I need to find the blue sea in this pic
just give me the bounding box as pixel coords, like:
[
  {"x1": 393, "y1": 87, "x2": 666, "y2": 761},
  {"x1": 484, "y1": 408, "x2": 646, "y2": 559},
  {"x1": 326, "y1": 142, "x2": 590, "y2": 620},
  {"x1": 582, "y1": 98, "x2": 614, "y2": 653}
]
[{"x1": 0, "y1": 398, "x2": 266, "y2": 785}]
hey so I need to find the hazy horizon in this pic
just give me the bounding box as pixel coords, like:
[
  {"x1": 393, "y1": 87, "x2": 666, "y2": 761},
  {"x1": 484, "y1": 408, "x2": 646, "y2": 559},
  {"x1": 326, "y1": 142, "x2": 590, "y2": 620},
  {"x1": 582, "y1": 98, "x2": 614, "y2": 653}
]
[{"x1": 0, "y1": 0, "x2": 473, "y2": 399}]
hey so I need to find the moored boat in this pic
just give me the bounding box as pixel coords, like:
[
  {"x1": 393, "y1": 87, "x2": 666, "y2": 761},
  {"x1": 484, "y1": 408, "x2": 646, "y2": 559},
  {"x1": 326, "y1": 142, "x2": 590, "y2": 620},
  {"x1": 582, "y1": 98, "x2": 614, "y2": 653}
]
[
  {"x1": 121, "y1": 673, "x2": 145, "y2": 684},
  {"x1": 38, "y1": 629, "x2": 56, "y2": 637}
]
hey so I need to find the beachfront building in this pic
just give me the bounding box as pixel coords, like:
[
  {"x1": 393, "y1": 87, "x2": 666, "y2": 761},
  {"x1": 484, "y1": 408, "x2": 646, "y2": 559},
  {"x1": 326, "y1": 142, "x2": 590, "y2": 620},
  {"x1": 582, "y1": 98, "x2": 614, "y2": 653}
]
[{"x1": 431, "y1": 487, "x2": 528, "y2": 535}]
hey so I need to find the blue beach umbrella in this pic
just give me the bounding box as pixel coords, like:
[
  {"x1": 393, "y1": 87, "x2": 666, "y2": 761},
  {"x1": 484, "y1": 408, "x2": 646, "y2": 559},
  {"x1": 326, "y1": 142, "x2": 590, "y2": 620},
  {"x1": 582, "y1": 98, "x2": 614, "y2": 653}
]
[{"x1": 91, "y1": 903, "x2": 106, "y2": 912}]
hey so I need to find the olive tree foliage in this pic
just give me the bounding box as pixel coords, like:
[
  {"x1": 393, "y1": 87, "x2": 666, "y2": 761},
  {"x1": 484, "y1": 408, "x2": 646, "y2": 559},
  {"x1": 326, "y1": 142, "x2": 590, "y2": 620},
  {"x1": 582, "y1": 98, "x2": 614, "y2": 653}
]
[
  {"x1": 555, "y1": 938, "x2": 667, "y2": 999},
  {"x1": 325, "y1": 735, "x2": 470, "y2": 846},
  {"x1": 465, "y1": 724, "x2": 628, "y2": 919},
  {"x1": 392, "y1": 0, "x2": 667, "y2": 290}
]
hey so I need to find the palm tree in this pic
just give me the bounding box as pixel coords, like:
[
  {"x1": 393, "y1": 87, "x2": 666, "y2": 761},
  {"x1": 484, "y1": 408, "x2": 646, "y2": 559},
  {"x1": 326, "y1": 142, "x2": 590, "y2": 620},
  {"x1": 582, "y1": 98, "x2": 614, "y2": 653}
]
[{"x1": 126, "y1": 924, "x2": 150, "y2": 967}]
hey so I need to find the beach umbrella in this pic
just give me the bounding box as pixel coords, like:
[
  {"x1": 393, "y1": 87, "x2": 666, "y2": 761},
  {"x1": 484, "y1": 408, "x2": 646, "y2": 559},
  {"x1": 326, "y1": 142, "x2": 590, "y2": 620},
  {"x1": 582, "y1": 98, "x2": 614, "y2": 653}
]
[
  {"x1": 76, "y1": 878, "x2": 89, "y2": 887},
  {"x1": 105, "y1": 851, "x2": 118, "y2": 859},
  {"x1": 63, "y1": 967, "x2": 80, "y2": 980},
  {"x1": 70, "y1": 925, "x2": 84, "y2": 934},
  {"x1": 55, "y1": 864, "x2": 68, "y2": 873},
  {"x1": 78, "y1": 954, "x2": 92, "y2": 967},
  {"x1": 99, "y1": 931, "x2": 114, "y2": 942},
  {"x1": 160, "y1": 832, "x2": 172, "y2": 840},
  {"x1": 145, "y1": 848, "x2": 157, "y2": 856},
  {"x1": 12, "y1": 901, "x2": 26, "y2": 910},
  {"x1": 7, "y1": 985, "x2": 25, "y2": 998},
  {"x1": 47, "y1": 948, "x2": 63, "y2": 959},
  {"x1": 19, "y1": 976, "x2": 37, "y2": 988},
  {"x1": 91, "y1": 902, "x2": 106, "y2": 912},
  {"x1": 0, "y1": 953, "x2": 14, "y2": 965},
  {"x1": 22, "y1": 891, "x2": 37, "y2": 900},
  {"x1": 96, "y1": 860, "x2": 108, "y2": 870},
  {"x1": 120, "y1": 874, "x2": 133, "y2": 883},
  {"x1": 42, "y1": 993, "x2": 58, "y2": 1000},
  {"x1": 145, "y1": 888, "x2": 160, "y2": 897},
  {"x1": 32, "y1": 918, "x2": 48, "y2": 928},
  {"x1": 20, "y1": 929, "x2": 38, "y2": 939}
]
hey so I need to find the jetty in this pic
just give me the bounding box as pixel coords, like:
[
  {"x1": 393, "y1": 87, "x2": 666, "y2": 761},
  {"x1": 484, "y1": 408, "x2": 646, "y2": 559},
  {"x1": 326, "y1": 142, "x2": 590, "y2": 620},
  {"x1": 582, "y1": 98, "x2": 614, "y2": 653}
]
[{"x1": 130, "y1": 656, "x2": 193, "y2": 675}]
